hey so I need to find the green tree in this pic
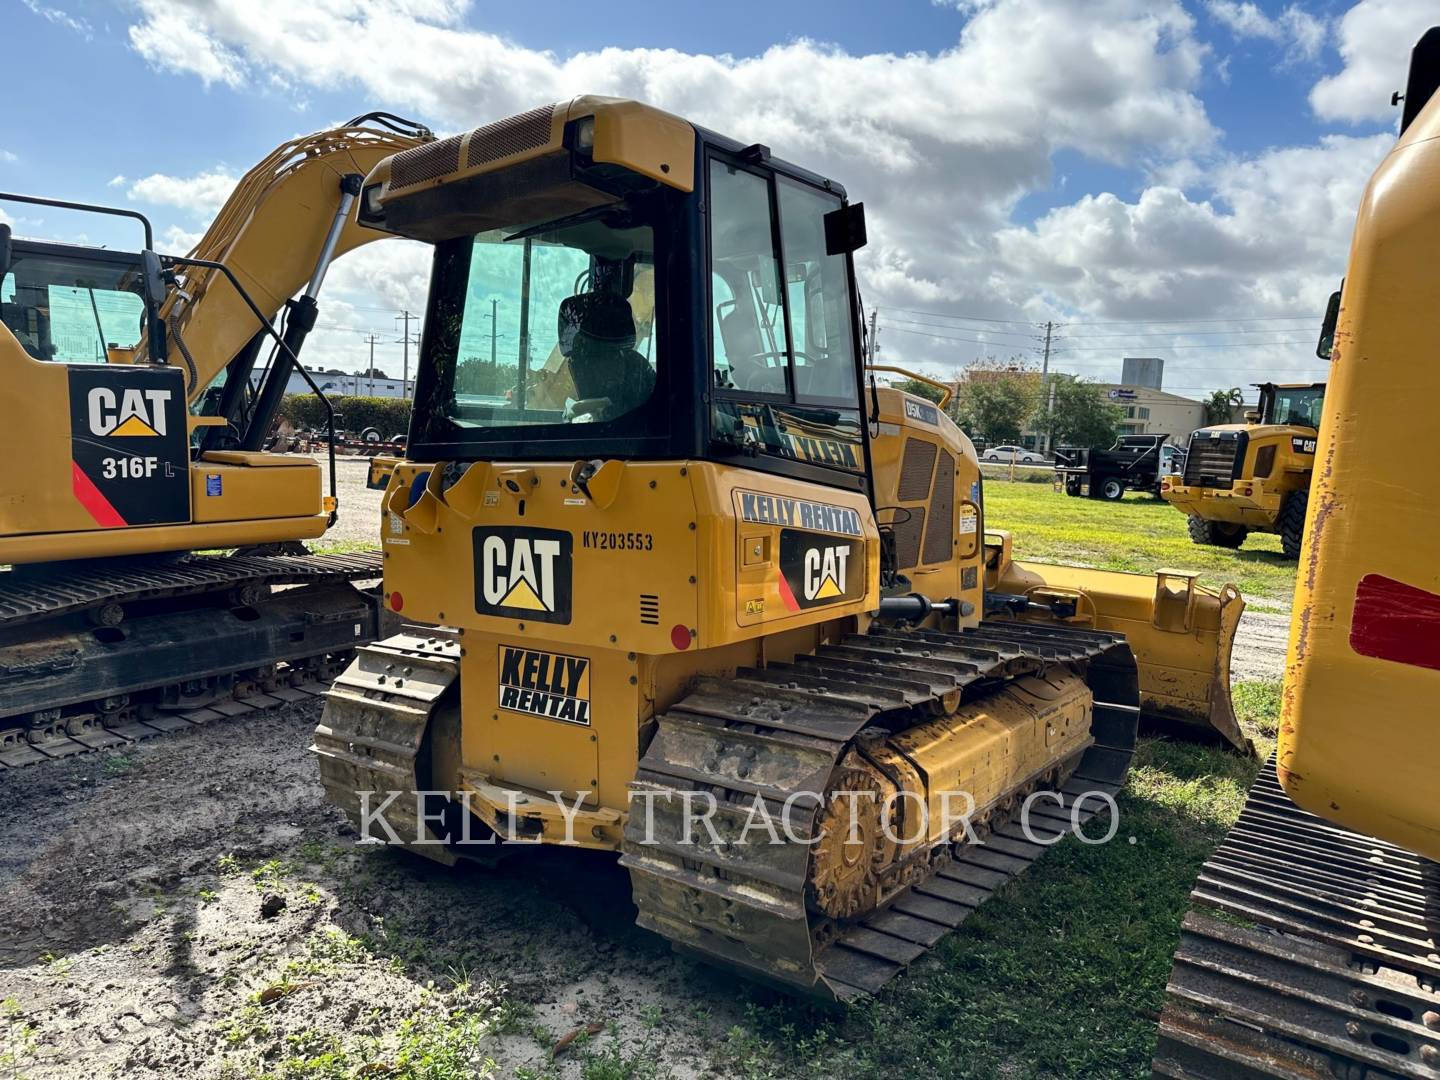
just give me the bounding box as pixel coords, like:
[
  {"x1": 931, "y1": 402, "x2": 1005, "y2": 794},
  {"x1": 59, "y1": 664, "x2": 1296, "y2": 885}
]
[
  {"x1": 1043, "y1": 375, "x2": 1124, "y2": 448},
  {"x1": 895, "y1": 377, "x2": 947, "y2": 405},
  {"x1": 455, "y1": 356, "x2": 516, "y2": 396},
  {"x1": 953, "y1": 363, "x2": 1041, "y2": 444},
  {"x1": 1203, "y1": 386, "x2": 1245, "y2": 426}
]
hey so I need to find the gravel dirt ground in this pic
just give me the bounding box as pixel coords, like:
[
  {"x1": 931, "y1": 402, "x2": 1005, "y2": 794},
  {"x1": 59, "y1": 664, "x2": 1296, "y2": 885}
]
[{"x1": 0, "y1": 704, "x2": 742, "y2": 1079}]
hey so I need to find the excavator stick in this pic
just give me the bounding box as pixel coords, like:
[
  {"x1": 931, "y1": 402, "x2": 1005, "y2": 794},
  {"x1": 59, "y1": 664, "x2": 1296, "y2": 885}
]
[{"x1": 985, "y1": 531, "x2": 1248, "y2": 752}]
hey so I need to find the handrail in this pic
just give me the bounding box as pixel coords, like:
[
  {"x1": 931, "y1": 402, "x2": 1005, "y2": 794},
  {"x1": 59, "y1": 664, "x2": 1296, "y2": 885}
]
[{"x1": 865, "y1": 364, "x2": 953, "y2": 409}]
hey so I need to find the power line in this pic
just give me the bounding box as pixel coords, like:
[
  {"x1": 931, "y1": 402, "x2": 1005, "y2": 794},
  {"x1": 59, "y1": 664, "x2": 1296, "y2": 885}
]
[
  {"x1": 881, "y1": 305, "x2": 1322, "y2": 329},
  {"x1": 882, "y1": 307, "x2": 1041, "y2": 326},
  {"x1": 878, "y1": 323, "x2": 1315, "y2": 352}
]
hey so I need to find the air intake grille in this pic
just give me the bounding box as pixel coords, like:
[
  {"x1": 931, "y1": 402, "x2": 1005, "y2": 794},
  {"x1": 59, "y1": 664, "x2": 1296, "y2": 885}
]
[
  {"x1": 466, "y1": 104, "x2": 556, "y2": 168},
  {"x1": 893, "y1": 508, "x2": 926, "y2": 570},
  {"x1": 897, "y1": 438, "x2": 937, "y2": 501},
  {"x1": 640, "y1": 595, "x2": 660, "y2": 626},
  {"x1": 1183, "y1": 434, "x2": 1242, "y2": 489},
  {"x1": 923, "y1": 450, "x2": 956, "y2": 565},
  {"x1": 390, "y1": 135, "x2": 462, "y2": 189}
]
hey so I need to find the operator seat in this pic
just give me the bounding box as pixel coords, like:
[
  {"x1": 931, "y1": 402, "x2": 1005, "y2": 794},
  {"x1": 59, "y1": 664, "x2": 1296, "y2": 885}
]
[{"x1": 557, "y1": 293, "x2": 655, "y2": 420}]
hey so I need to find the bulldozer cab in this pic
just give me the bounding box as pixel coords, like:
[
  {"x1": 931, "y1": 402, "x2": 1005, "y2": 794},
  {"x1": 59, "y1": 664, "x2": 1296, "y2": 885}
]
[
  {"x1": 373, "y1": 100, "x2": 870, "y2": 497},
  {"x1": 1254, "y1": 382, "x2": 1325, "y2": 428}
]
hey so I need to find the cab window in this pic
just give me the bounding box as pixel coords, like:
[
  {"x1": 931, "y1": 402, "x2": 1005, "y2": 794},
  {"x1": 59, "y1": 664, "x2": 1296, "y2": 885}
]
[
  {"x1": 0, "y1": 247, "x2": 147, "y2": 363},
  {"x1": 707, "y1": 157, "x2": 863, "y2": 476}
]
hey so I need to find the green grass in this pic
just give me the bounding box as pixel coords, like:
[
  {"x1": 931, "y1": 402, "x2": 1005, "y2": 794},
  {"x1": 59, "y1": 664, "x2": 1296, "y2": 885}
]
[
  {"x1": 721, "y1": 688, "x2": 1276, "y2": 1079},
  {"x1": 983, "y1": 478, "x2": 1297, "y2": 603}
]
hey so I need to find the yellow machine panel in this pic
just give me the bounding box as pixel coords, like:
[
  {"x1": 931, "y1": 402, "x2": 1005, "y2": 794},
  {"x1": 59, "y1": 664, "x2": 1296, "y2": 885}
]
[{"x1": 1280, "y1": 91, "x2": 1440, "y2": 859}]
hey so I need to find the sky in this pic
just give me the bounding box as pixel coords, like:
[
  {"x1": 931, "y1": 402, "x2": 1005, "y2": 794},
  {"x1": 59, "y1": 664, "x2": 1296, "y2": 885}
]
[{"x1": 3, "y1": 0, "x2": 1436, "y2": 404}]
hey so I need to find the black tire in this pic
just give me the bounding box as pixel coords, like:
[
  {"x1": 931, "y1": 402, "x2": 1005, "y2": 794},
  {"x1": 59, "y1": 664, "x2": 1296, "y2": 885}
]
[
  {"x1": 1099, "y1": 477, "x2": 1125, "y2": 501},
  {"x1": 1278, "y1": 488, "x2": 1308, "y2": 560},
  {"x1": 1187, "y1": 515, "x2": 1248, "y2": 548},
  {"x1": 361, "y1": 426, "x2": 382, "y2": 443},
  {"x1": 1064, "y1": 476, "x2": 1082, "y2": 497}
]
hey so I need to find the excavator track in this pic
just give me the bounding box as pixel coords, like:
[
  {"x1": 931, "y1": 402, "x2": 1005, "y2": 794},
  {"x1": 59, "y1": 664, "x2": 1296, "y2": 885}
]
[
  {"x1": 1154, "y1": 758, "x2": 1440, "y2": 1079},
  {"x1": 621, "y1": 620, "x2": 1140, "y2": 1000},
  {"x1": 0, "y1": 551, "x2": 384, "y2": 770}
]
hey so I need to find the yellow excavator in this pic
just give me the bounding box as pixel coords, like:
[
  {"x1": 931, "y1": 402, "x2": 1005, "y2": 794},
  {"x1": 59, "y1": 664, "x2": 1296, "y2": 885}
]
[
  {"x1": 313, "y1": 97, "x2": 1245, "y2": 1000},
  {"x1": 1154, "y1": 28, "x2": 1440, "y2": 1078},
  {"x1": 0, "y1": 112, "x2": 432, "y2": 766}
]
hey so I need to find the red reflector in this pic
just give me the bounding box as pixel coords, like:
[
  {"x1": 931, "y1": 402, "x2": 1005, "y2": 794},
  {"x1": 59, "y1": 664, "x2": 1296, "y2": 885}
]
[
  {"x1": 670, "y1": 624, "x2": 692, "y2": 650},
  {"x1": 1350, "y1": 574, "x2": 1440, "y2": 672},
  {"x1": 390, "y1": 591, "x2": 404, "y2": 612}
]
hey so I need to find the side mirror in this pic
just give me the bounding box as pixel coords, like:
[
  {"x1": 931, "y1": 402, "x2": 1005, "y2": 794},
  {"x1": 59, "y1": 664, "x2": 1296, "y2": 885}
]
[
  {"x1": 141, "y1": 249, "x2": 168, "y2": 307},
  {"x1": 1316, "y1": 285, "x2": 1341, "y2": 360},
  {"x1": 0, "y1": 223, "x2": 11, "y2": 280},
  {"x1": 824, "y1": 202, "x2": 867, "y2": 256}
]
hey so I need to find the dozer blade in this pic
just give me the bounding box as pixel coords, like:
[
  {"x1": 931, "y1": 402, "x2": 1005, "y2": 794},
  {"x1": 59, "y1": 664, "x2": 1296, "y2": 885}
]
[{"x1": 989, "y1": 540, "x2": 1247, "y2": 752}]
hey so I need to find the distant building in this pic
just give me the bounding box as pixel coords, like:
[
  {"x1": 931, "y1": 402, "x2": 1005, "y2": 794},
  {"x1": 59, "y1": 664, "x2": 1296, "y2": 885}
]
[
  {"x1": 251, "y1": 366, "x2": 414, "y2": 400},
  {"x1": 1092, "y1": 383, "x2": 1205, "y2": 442},
  {"x1": 1121, "y1": 356, "x2": 1164, "y2": 390}
]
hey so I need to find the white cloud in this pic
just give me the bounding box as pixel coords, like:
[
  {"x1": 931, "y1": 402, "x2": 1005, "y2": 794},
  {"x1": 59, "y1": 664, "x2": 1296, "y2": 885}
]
[
  {"x1": 1311, "y1": 0, "x2": 1438, "y2": 122},
  {"x1": 127, "y1": 169, "x2": 239, "y2": 217},
  {"x1": 21, "y1": 0, "x2": 91, "y2": 39},
  {"x1": 114, "y1": 0, "x2": 1401, "y2": 392},
  {"x1": 107, "y1": 174, "x2": 127, "y2": 187},
  {"x1": 1207, "y1": 1, "x2": 1327, "y2": 59},
  {"x1": 986, "y1": 131, "x2": 1391, "y2": 382},
  {"x1": 0, "y1": 150, "x2": 17, "y2": 164}
]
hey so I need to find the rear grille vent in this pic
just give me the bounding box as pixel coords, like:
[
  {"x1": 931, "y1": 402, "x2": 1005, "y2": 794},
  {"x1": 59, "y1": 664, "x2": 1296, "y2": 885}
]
[
  {"x1": 390, "y1": 135, "x2": 462, "y2": 189},
  {"x1": 897, "y1": 438, "x2": 937, "y2": 501},
  {"x1": 1183, "y1": 435, "x2": 1242, "y2": 489},
  {"x1": 640, "y1": 595, "x2": 660, "y2": 626},
  {"x1": 466, "y1": 104, "x2": 556, "y2": 169}
]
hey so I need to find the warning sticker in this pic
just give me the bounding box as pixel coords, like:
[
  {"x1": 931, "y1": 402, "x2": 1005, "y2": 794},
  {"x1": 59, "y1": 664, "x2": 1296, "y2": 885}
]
[
  {"x1": 497, "y1": 645, "x2": 591, "y2": 726},
  {"x1": 206, "y1": 473, "x2": 222, "y2": 497}
]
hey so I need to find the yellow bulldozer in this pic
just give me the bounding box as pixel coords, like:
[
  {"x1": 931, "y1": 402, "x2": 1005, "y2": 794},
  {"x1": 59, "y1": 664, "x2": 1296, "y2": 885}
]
[
  {"x1": 313, "y1": 97, "x2": 1246, "y2": 1000},
  {"x1": 1154, "y1": 27, "x2": 1440, "y2": 1078},
  {"x1": 0, "y1": 112, "x2": 432, "y2": 766},
  {"x1": 1161, "y1": 380, "x2": 1325, "y2": 559}
]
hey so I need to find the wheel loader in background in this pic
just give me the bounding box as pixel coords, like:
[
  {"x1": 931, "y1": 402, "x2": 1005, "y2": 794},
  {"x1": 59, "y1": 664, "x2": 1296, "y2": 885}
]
[
  {"x1": 1154, "y1": 28, "x2": 1440, "y2": 1078},
  {"x1": 313, "y1": 96, "x2": 1245, "y2": 1001},
  {"x1": 1161, "y1": 380, "x2": 1326, "y2": 559},
  {"x1": 0, "y1": 113, "x2": 432, "y2": 767}
]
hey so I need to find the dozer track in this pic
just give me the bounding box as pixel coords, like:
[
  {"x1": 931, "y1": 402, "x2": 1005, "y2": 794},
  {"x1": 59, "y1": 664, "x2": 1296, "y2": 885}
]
[
  {"x1": 621, "y1": 620, "x2": 1140, "y2": 1000},
  {"x1": 1154, "y1": 758, "x2": 1440, "y2": 1079},
  {"x1": 0, "y1": 551, "x2": 384, "y2": 770}
]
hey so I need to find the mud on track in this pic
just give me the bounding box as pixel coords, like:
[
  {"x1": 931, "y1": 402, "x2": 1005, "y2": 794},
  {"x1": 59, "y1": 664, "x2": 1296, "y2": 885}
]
[{"x1": 0, "y1": 704, "x2": 746, "y2": 1078}]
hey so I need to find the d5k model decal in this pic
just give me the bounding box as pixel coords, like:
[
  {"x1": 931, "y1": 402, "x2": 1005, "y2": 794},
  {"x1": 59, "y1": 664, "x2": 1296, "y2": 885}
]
[
  {"x1": 67, "y1": 366, "x2": 189, "y2": 528},
  {"x1": 778, "y1": 529, "x2": 863, "y2": 611},
  {"x1": 473, "y1": 526, "x2": 573, "y2": 624}
]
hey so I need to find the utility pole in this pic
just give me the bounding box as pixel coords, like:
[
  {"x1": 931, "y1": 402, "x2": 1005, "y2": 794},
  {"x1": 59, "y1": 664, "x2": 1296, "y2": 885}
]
[
  {"x1": 1040, "y1": 320, "x2": 1054, "y2": 453},
  {"x1": 489, "y1": 299, "x2": 499, "y2": 364},
  {"x1": 364, "y1": 333, "x2": 379, "y2": 395},
  {"x1": 394, "y1": 310, "x2": 417, "y2": 400},
  {"x1": 867, "y1": 309, "x2": 879, "y2": 362}
]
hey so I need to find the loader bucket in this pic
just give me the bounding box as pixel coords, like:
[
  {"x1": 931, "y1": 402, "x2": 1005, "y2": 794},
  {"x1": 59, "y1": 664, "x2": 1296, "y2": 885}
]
[{"x1": 984, "y1": 532, "x2": 1249, "y2": 753}]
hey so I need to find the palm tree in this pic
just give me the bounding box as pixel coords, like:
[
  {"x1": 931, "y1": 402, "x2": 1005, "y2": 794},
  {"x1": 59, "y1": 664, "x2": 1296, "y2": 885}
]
[{"x1": 1204, "y1": 387, "x2": 1244, "y2": 426}]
